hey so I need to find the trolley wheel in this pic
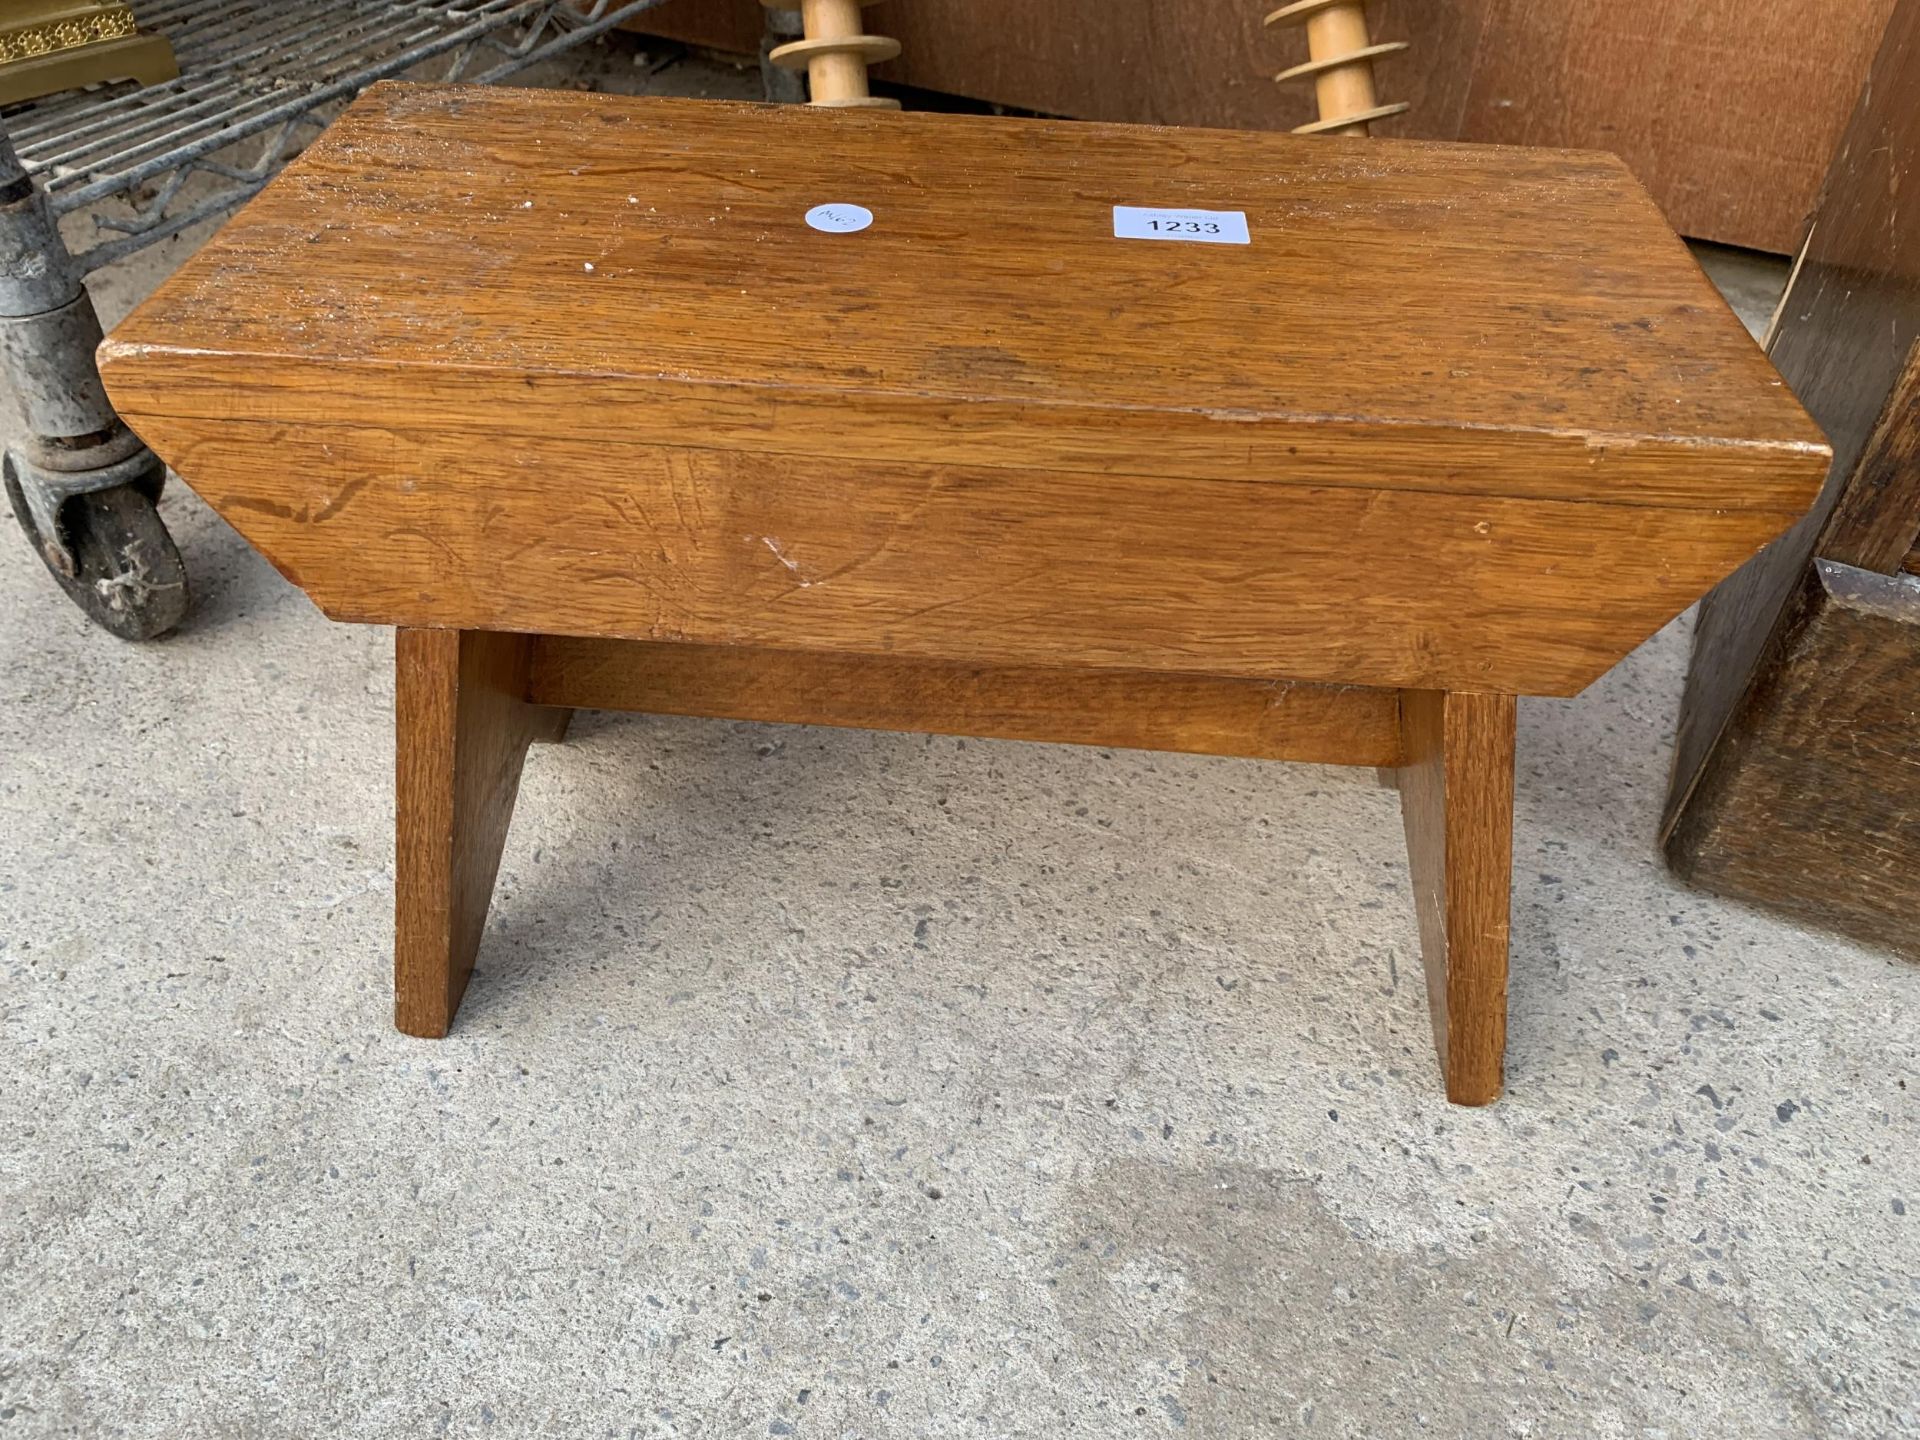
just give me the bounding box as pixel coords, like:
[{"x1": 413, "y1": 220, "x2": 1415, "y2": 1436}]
[{"x1": 5, "y1": 460, "x2": 189, "y2": 640}]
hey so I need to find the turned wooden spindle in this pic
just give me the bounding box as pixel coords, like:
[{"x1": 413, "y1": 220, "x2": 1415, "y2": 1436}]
[
  {"x1": 764, "y1": 0, "x2": 901, "y2": 111},
  {"x1": 1265, "y1": 0, "x2": 1408, "y2": 136}
]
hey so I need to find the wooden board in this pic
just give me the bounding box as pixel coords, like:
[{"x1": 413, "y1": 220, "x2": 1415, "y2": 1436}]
[
  {"x1": 1821, "y1": 349, "x2": 1920, "y2": 575},
  {"x1": 394, "y1": 627, "x2": 571, "y2": 1036},
  {"x1": 527, "y1": 636, "x2": 1405, "y2": 765},
  {"x1": 100, "y1": 88, "x2": 1821, "y2": 507},
  {"x1": 98, "y1": 84, "x2": 1825, "y2": 698},
  {"x1": 1397, "y1": 689, "x2": 1514, "y2": 1104},
  {"x1": 1447, "y1": 0, "x2": 1891, "y2": 253},
  {"x1": 625, "y1": 0, "x2": 1894, "y2": 253},
  {"x1": 120, "y1": 418, "x2": 1797, "y2": 697}
]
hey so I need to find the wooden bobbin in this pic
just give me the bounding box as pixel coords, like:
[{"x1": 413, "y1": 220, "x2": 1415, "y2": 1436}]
[
  {"x1": 764, "y1": 0, "x2": 901, "y2": 111},
  {"x1": 1264, "y1": 0, "x2": 1408, "y2": 137}
]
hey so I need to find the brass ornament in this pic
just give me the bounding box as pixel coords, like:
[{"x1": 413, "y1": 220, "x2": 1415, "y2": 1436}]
[
  {"x1": 0, "y1": 2, "x2": 177, "y2": 105},
  {"x1": 0, "y1": 5, "x2": 138, "y2": 63}
]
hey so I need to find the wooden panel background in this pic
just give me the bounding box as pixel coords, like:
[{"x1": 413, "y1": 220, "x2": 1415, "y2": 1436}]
[{"x1": 625, "y1": 0, "x2": 1894, "y2": 253}]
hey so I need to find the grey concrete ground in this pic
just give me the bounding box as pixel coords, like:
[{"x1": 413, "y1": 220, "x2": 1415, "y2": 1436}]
[{"x1": 3, "y1": 42, "x2": 1918, "y2": 1440}]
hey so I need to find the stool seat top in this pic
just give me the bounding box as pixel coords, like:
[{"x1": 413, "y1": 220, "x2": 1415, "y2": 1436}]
[
  {"x1": 106, "y1": 83, "x2": 1821, "y2": 508},
  {"x1": 100, "y1": 84, "x2": 1829, "y2": 696}
]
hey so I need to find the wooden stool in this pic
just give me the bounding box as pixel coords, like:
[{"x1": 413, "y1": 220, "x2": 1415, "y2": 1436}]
[{"x1": 98, "y1": 84, "x2": 1827, "y2": 1104}]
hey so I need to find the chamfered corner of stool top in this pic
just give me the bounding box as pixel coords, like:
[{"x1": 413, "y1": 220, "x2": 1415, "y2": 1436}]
[{"x1": 96, "y1": 82, "x2": 1830, "y2": 518}]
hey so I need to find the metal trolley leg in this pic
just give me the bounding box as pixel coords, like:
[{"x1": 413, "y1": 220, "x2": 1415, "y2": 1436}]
[{"x1": 0, "y1": 124, "x2": 186, "y2": 639}]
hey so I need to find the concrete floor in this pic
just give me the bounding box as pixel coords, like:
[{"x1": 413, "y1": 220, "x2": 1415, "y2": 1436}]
[{"x1": 3, "y1": 44, "x2": 1918, "y2": 1440}]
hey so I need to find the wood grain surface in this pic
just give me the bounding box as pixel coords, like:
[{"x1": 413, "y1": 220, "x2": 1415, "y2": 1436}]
[
  {"x1": 394, "y1": 627, "x2": 570, "y2": 1037},
  {"x1": 1820, "y1": 346, "x2": 1920, "y2": 575},
  {"x1": 527, "y1": 635, "x2": 1404, "y2": 765},
  {"x1": 1397, "y1": 689, "x2": 1515, "y2": 1105},
  {"x1": 102, "y1": 86, "x2": 1822, "y2": 503},
  {"x1": 1449, "y1": 0, "x2": 1891, "y2": 254},
  {"x1": 118, "y1": 419, "x2": 1796, "y2": 697},
  {"x1": 98, "y1": 85, "x2": 1825, "y2": 699},
  {"x1": 623, "y1": 0, "x2": 1894, "y2": 253}
]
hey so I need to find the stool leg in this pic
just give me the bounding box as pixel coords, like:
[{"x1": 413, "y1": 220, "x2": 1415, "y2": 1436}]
[
  {"x1": 394, "y1": 627, "x2": 571, "y2": 1037},
  {"x1": 1395, "y1": 689, "x2": 1515, "y2": 1105}
]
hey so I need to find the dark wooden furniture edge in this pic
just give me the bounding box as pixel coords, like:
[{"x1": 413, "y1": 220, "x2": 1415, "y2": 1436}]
[
  {"x1": 1663, "y1": 3, "x2": 1918, "y2": 957},
  {"x1": 1819, "y1": 346, "x2": 1920, "y2": 575},
  {"x1": 1664, "y1": 560, "x2": 1920, "y2": 958}
]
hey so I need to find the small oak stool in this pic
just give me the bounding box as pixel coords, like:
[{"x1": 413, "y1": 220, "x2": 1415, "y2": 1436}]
[{"x1": 99, "y1": 84, "x2": 1826, "y2": 1103}]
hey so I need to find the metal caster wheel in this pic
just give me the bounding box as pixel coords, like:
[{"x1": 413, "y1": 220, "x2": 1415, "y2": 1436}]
[{"x1": 5, "y1": 456, "x2": 189, "y2": 640}]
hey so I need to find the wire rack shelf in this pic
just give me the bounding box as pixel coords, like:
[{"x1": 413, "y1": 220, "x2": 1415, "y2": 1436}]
[{"x1": 2, "y1": 0, "x2": 667, "y2": 273}]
